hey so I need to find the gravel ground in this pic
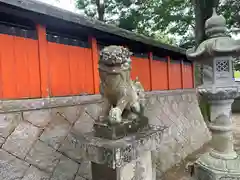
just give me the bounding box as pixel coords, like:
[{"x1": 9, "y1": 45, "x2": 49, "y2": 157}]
[{"x1": 160, "y1": 113, "x2": 240, "y2": 180}]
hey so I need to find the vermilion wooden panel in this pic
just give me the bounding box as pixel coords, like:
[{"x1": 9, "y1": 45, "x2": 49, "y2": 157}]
[
  {"x1": 83, "y1": 47, "x2": 94, "y2": 94},
  {"x1": 0, "y1": 34, "x2": 41, "y2": 99},
  {"x1": 151, "y1": 60, "x2": 168, "y2": 90},
  {"x1": 47, "y1": 42, "x2": 94, "y2": 96},
  {"x1": 68, "y1": 45, "x2": 81, "y2": 95},
  {"x1": 68, "y1": 45, "x2": 94, "y2": 95},
  {"x1": 0, "y1": 34, "x2": 17, "y2": 98},
  {"x1": 169, "y1": 62, "x2": 182, "y2": 89},
  {"x1": 48, "y1": 42, "x2": 71, "y2": 96},
  {"x1": 27, "y1": 38, "x2": 41, "y2": 97},
  {"x1": 15, "y1": 36, "x2": 30, "y2": 97},
  {"x1": 183, "y1": 64, "x2": 193, "y2": 88},
  {"x1": 131, "y1": 56, "x2": 151, "y2": 91}
]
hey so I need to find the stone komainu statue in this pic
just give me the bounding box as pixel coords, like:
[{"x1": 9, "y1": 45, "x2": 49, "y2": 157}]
[{"x1": 98, "y1": 45, "x2": 146, "y2": 124}]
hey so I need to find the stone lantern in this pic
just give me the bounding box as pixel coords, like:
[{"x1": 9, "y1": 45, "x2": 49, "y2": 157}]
[{"x1": 186, "y1": 8, "x2": 240, "y2": 179}]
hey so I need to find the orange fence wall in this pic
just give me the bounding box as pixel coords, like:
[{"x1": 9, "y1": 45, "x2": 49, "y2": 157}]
[
  {"x1": 151, "y1": 58, "x2": 168, "y2": 90},
  {"x1": 169, "y1": 61, "x2": 182, "y2": 90},
  {"x1": 131, "y1": 56, "x2": 151, "y2": 91},
  {"x1": 47, "y1": 42, "x2": 94, "y2": 96},
  {"x1": 0, "y1": 23, "x2": 194, "y2": 99},
  {"x1": 0, "y1": 33, "x2": 41, "y2": 99},
  {"x1": 183, "y1": 63, "x2": 194, "y2": 89}
]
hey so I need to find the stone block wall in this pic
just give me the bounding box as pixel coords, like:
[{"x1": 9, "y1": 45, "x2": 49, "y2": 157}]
[
  {"x1": 145, "y1": 91, "x2": 211, "y2": 178},
  {"x1": 0, "y1": 89, "x2": 210, "y2": 180}
]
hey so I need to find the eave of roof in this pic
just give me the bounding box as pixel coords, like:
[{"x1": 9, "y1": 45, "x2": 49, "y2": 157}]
[{"x1": 0, "y1": 0, "x2": 186, "y2": 56}]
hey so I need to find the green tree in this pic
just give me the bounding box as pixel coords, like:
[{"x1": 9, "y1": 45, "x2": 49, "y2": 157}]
[
  {"x1": 75, "y1": 0, "x2": 177, "y2": 44},
  {"x1": 75, "y1": 0, "x2": 240, "y2": 48},
  {"x1": 75, "y1": 0, "x2": 195, "y2": 46},
  {"x1": 76, "y1": 0, "x2": 143, "y2": 25},
  {"x1": 219, "y1": 0, "x2": 240, "y2": 30}
]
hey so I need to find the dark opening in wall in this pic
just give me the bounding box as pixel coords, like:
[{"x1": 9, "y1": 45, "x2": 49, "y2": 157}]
[
  {"x1": 45, "y1": 20, "x2": 91, "y2": 48},
  {"x1": 0, "y1": 12, "x2": 37, "y2": 39},
  {"x1": 46, "y1": 31, "x2": 90, "y2": 48}
]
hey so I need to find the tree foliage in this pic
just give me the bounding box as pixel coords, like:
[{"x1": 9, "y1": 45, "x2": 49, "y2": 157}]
[
  {"x1": 75, "y1": 0, "x2": 240, "y2": 47},
  {"x1": 75, "y1": 0, "x2": 179, "y2": 44},
  {"x1": 219, "y1": 0, "x2": 240, "y2": 31}
]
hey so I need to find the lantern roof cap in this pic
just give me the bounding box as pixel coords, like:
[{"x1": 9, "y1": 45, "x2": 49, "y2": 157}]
[{"x1": 186, "y1": 8, "x2": 240, "y2": 61}]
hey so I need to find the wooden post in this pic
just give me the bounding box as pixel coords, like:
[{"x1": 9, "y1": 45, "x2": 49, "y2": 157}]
[
  {"x1": 167, "y1": 56, "x2": 171, "y2": 90},
  {"x1": 36, "y1": 24, "x2": 49, "y2": 97},
  {"x1": 148, "y1": 52, "x2": 153, "y2": 91},
  {"x1": 181, "y1": 60, "x2": 185, "y2": 89},
  {"x1": 89, "y1": 36, "x2": 99, "y2": 94}
]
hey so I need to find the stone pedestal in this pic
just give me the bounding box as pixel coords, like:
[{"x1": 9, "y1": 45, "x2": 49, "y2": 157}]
[
  {"x1": 193, "y1": 153, "x2": 240, "y2": 180},
  {"x1": 79, "y1": 127, "x2": 165, "y2": 180},
  {"x1": 191, "y1": 88, "x2": 240, "y2": 180},
  {"x1": 93, "y1": 116, "x2": 149, "y2": 140}
]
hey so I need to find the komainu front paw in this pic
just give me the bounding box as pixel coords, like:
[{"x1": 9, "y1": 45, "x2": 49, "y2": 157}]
[
  {"x1": 108, "y1": 107, "x2": 122, "y2": 124},
  {"x1": 131, "y1": 102, "x2": 141, "y2": 113}
]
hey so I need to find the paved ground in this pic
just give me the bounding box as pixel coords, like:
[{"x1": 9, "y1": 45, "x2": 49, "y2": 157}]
[{"x1": 160, "y1": 113, "x2": 240, "y2": 180}]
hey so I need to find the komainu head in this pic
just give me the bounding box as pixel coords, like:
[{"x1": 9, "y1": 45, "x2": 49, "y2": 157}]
[{"x1": 99, "y1": 45, "x2": 132, "y2": 66}]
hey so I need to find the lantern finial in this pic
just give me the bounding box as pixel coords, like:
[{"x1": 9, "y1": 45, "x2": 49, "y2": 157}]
[{"x1": 205, "y1": 7, "x2": 227, "y2": 37}]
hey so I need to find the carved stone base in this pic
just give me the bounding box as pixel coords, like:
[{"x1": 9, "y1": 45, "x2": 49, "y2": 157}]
[
  {"x1": 193, "y1": 152, "x2": 240, "y2": 180},
  {"x1": 79, "y1": 126, "x2": 165, "y2": 180},
  {"x1": 91, "y1": 151, "x2": 153, "y2": 180},
  {"x1": 94, "y1": 116, "x2": 149, "y2": 140},
  {"x1": 80, "y1": 126, "x2": 164, "y2": 168}
]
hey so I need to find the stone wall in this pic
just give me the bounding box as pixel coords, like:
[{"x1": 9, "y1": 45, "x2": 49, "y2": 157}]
[{"x1": 0, "y1": 89, "x2": 210, "y2": 180}]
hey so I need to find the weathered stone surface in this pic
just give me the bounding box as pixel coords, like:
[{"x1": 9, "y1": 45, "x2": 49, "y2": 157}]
[
  {"x1": 84, "y1": 103, "x2": 102, "y2": 121},
  {"x1": 135, "y1": 151, "x2": 152, "y2": 180},
  {"x1": 40, "y1": 113, "x2": 71, "y2": 149},
  {"x1": 144, "y1": 92, "x2": 211, "y2": 175},
  {"x1": 77, "y1": 161, "x2": 92, "y2": 180},
  {"x1": 78, "y1": 128, "x2": 163, "y2": 169},
  {"x1": 22, "y1": 166, "x2": 50, "y2": 180},
  {"x1": 26, "y1": 141, "x2": 62, "y2": 173},
  {"x1": 58, "y1": 132, "x2": 84, "y2": 163},
  {"x1": 75, "y1": 176, "x2": 86, "y2": 180},
  {"x1": 0, "y1": 90, "x2": 194, "y2": 114},
  {"x1": 52, "y1": 106, "x2": 84, "y2": 124},
  {"x1": 0, "y1": 113, "x2": 22, "y2": 138},
  {"x1": 51, "y1": 156, "x2": 78, "y2": 180},
  {"x1": 3, "y1": 121, "x2": 41, "y2": 159},
  {"x1": 0, "y1": 136, "x2": 5, "y2": 146},
  {"x1": 119, "y1": 160, "x2": 136, "y2": 180},
  {"x1": 71, "y1": 102, "x2": 101, "y2": 136},
  {"x1": 0, "y1": 95, "x2": 102, "y2": 113},
  {"x1": 73, "y1": 112, "x2": 94, "y2": 134},
  {"x1": 0, "y1": 149, "x2": 29, "y2": 180},
  {"x1": 23, "y1": 110, "x2": 52, "y2": 127}
]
